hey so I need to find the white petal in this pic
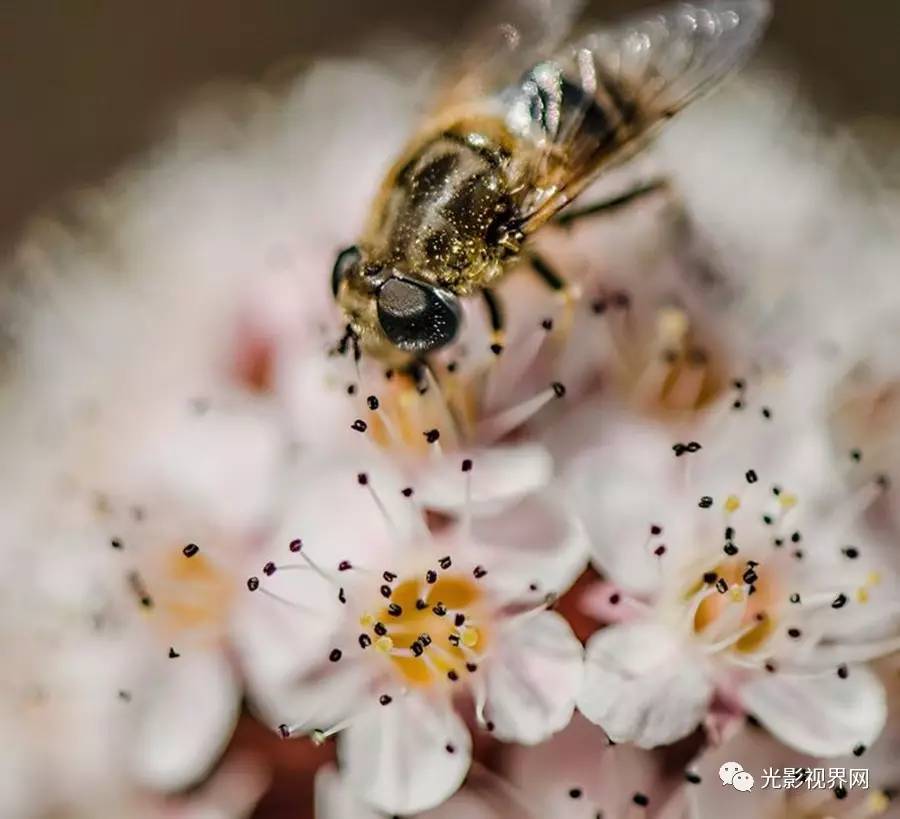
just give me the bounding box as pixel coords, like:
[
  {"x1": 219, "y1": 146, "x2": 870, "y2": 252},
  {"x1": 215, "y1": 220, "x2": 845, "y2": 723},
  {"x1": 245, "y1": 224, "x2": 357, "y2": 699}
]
[
  {"x1": 338, "y1": 694, "x2": 471, "y2": 815},
  {"x1": 565, "y1": 433, "x2": 685, "y2": 596},
  {"x1": 577, "y1": 621, "x2": 713, "y2": 748},
  {"x1": 415, "y1": 444, "x2": 552, "y2": 515},
  {"x1": 740, "y1": 664, "x2": 887, "y2": 756},
  {"x1": 315, "y1": 765, "x2": 383, "y2": 819},
  {"x1": 484, "y1": 610, "x2": 583, "y2": 745},
  {"x1": 131, "y1": 649, "x2": 240, "y2": 791},
  {"x1": 469, "y1": 492, "x2": 589, "y2": 603}
]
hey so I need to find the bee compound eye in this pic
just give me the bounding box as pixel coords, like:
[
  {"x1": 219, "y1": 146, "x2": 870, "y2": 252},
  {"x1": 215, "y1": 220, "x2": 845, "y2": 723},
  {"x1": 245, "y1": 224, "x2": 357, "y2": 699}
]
[
  {"x1": 376, "y1": 276, "x2": 462, "y2": 354},
  {"x1": 331, "y1": 245, "x2": 362, "y2": 297}
]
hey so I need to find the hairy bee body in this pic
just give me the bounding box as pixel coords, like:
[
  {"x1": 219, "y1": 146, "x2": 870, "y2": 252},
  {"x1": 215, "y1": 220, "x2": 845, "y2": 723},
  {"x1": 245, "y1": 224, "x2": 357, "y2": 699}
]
[{"x1": 331, "y1": 1, "x2": 772, "y2": 363}]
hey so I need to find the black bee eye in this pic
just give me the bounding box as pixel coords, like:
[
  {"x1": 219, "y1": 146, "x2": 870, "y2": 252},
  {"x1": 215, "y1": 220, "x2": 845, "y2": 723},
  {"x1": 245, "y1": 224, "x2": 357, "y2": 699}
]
[
  {"x1": 331, "y1": 245, "x2": 361, "y2": 297},
  {"x1": 376, "y1": 276, "x2": 462, "y2": 354}
]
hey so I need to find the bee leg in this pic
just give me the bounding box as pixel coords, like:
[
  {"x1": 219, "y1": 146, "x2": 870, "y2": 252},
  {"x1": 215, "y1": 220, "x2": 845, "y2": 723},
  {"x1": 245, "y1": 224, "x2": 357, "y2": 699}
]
[
  {"x1": 527, "y1": 253, "x2": 579, "y2": 338},
  {"x1": 555, "y1": 178, "x2": 671, "y2": 228},
  {"x1": 482, "y1": 288, "x2": 506, "y2": 355}
]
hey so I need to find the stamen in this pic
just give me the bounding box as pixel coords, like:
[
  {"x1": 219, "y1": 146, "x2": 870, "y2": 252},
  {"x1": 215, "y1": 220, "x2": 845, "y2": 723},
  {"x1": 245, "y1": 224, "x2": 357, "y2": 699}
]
[{"x1": 477, "y1": 383, "x2": 563, "y2": 442}]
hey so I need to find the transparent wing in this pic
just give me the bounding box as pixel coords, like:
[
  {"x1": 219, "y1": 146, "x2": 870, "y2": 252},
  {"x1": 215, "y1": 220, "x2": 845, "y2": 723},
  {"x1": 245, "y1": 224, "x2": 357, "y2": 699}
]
[
  {"x1": 510, "y1": 0, "x2": 773, "y2": 230},
  {"x1": 427, "y1": 0, "x2": 585, "y2": 119},
  {"x1": 577, "y1": 0, "x2": 772, "y2": 119}
]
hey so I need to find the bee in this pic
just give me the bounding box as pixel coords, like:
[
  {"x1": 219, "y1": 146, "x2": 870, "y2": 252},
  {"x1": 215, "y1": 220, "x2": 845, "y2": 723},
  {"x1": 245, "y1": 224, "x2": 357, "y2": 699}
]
[{"x1": 331, "y1": 1, "x2": 771, "y2": 365}]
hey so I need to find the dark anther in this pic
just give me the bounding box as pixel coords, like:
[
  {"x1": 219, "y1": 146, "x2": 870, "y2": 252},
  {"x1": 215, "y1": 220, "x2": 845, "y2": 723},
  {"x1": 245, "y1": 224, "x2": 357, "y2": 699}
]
[
  {"x1": 473, "y1": 565, "x2": 487, "y2": 579},
  {"x1": 686, "y1": 441, "x2": 702, "y2": 453},
  {"x1": 366, "y1": 395, "x2": 380, "y2": 411},
  {"x1": 632, "y1": 793, "x2": 649, "y2": 807},
  {"x1": 703, "y1": 571, "x2": 718, "y2": 584},
  {"x1": 357, "y1": 472, "x2": 369, "y2": 485},
  {"x1": 439, "y1": 556, "x2": 452, "y2": 570},
  {"x1": 552, "y1": 382, "x2": 566, "y2": 398},
  {"x1": 832, "y1": 593, "x2": 848, "y2": 609},
  {"x1": 383, "y1": 571, "x2": 397, "y2": 582},
  {"x1": 725, "y1": 526, "x2": 735, "y2": 540},
  {"x1": 541, "y1": 318, "x2": 554, "y2": 331},
  {"x1": 415, "y1": 599, "x2": 428, "y2": 610},
  {"x1": 338, "y1": 587, "x2": 346, "y2": 604},
  {"x1": 787, "y1": 627, "x2": 802, "y2": 639},
  {"x1": 698, "y1": 496, "x2": 713, "y2": 509},
  {"x1": 401, "y1": 487, "x2": 414, "y2": 498},
  {"x1": 650, "y1": 524, "x2": 662, "y2": 535},
  {"x1": 654, "y1": 545, "x2": 666, "y2": 557},
  {"x1": 568, "y1": 788, "x2": 583, "y2": 799},
  {"x1": 850, "y1": 449, "x2": 862, "y2": 463},
  {"x1": 263, "y1": 561, "x2": 277, "y2": 576},
  {"x1": 110, "y1": 538, "x2": 123, "y2": 549},
  {"x1": 424, "y1": 428, "x2": 441, "y2": 444},
  {"x1": 724, "y1": 542, "x2": 739, "y2": 556},
  {"x1": 329, "y1": 649, "x2": 342, "y2": 662},
  {"x1": 182, "y1": 543, "x2": 199, "y2": 557},
  {"x1": 837, "y1": 664, "x2": 849, "y2": 679},
  {"x1": 591, "y1": 298, "x2": 608, "y2": 315},
  {"x1": 789, "y1": 593, "x2": 801, "y2": 603},
  {"x1": 358, "y1": 634, "x2": 372, "y2": 649},
  {"x1": 247, "y1": 577, "x2": 260, "y2": 591},
  {"x1": 761, "y1": 407, "x2": 772, "y2": 419},
  {"x1": 426, "y1": 569, "x2": 438, "y2": 583},
  {"x1": 278, "y1": 724, "x2": 291, "y2": 738},
  {"x1": 338, "y1": 560, "x2": 352, "y2": 571},
  {"x1": 388, "y1": 603, "x2": 402, "y2": 617},
  {"x1": 432, "y1": 603, "x2": 447, "y2": 617},
  {"x1": 380, "y1": 584, "x2": 392, "y2": 599},
  {"x1": 374, "y1": 622, "x2": 387, "y2": 636},
  {"x1": 447, "y1": 670, "x2": 459, "y2": 681},
  {"x1": 685, "y1": 772, "x2": 702, "y2": 784},
  {"x1": 380, "y1": 694, "x2": 392, "y2": 705},
  {"x1": 290, "y1": 539, "x2": 303, "y2": 552},
  {"x1": 351, "y1": 419, "x2": 368, "y2": 433},
  {"x1": 716, "y1": 578, "x2": 729, "y2": 594},
  {"x1": 745, "y1": 470, "x2": 758, "y2": 484},
  {"x1": 461, "y1": 458, "x2": 473, "y2": 472},
  {"x1": 454, "y1": 613, "x2": 466, "y2": 627},
  {"x1": 490, "y1": 343, "x2": 504, "y2": 355},
  {"x1": 791, "y1": 531, "x2": 801, "y2": 543},
  {"x1": 168, "y1": 647, "x2": 180, "y2": 659},
  {"x1": 842, "y1": 546, "x2": 860, "y2": 559}
]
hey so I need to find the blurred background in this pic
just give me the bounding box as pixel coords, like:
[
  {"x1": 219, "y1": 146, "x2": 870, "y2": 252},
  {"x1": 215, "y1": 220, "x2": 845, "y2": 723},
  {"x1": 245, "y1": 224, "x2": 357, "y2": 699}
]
[
  {"x1": 1, "y1": 0, "x2": 899, "y2": 249},
  {"x1": 2, "y1": 3, "x2": 899, "y2": 818}
]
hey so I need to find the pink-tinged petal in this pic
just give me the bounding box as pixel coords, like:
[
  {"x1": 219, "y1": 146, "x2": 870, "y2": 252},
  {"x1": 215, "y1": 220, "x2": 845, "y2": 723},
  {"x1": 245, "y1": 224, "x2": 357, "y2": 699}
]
[
  {"x1": 579, "y1": 580, "x2": 647, "y2": 624},
  {"x1": 578, "y1": 621, "x2": 714, "y2": 748},
  {"x1": 484, "y1": 610, "x2": 583, "y2": 745},
  {"x1": 131, "y1": 649, "x2": 240, "y2": 792},
  {"x1": 505, "y1": 713, "x2": 678, "y2": 819},
  {"x1": 740, "y1": 664, "x2": 887, "y2": 757},
  {"x1": 414, "y1": 444, "x2": 553, "y2": 514},
  {"x1": 338, "y1": 695, "x2": 472, "y2": 816}
]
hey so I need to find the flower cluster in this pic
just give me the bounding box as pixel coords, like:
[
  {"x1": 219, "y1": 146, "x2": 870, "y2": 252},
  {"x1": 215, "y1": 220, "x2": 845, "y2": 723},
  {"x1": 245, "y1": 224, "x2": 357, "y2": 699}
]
[{"x1": 3, "y1": 25, "x2": 900, "y2": 819}]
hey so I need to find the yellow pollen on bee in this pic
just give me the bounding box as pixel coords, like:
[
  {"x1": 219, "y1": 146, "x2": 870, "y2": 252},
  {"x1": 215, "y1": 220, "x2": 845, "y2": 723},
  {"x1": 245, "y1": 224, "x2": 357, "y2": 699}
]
[
  {"x1": 374, "y1": 636, "x2": 394, "y2": 653},
  {"x1": 778, "y1": 493, "x2": 798, "y2": 509},
  {"x1": 724, "y1": 495, "x2": 741, "y2": 512},
  {"x1": 460, "y1": 627, "x2": 479, "y2": 648}
]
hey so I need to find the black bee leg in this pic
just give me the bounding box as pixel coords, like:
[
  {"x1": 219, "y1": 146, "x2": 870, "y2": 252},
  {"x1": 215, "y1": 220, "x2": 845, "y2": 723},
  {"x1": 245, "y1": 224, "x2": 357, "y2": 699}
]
[
  {"x1": 555, "y1": 178, "x2": 671, "y2": 228},
  {"x1": 482, "y1": 288, "x2": 506, "y2": 355},
  {"x1": 527, "y1": 253, "x2": 578, "y2": 337}
]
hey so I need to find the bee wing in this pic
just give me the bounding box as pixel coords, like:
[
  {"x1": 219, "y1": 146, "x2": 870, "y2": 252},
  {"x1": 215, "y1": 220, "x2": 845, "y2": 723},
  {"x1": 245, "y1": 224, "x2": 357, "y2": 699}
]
[
  {"x1": 428, "y1": 0, "x2": 585, "y2": 118},
  {"x1": 512, "y1": 0, "x2": 772, "y2": 232}
]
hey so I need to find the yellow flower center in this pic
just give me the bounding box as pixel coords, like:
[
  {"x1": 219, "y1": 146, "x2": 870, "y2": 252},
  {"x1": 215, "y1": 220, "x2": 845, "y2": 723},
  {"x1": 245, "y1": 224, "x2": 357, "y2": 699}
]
[{"x1": 359, "y1": 572, "x2": 489, "y2": 687}]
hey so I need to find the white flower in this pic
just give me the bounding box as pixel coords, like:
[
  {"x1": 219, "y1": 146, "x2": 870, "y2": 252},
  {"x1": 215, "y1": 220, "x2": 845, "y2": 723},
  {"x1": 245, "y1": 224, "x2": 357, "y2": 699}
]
[
  {"x1": 238, "y1": 453, "x2": 586, "y2": 815},
  {"x1": 315, "y1": 712, "x2": 685, "y2": 819},
  {"x1": 682, "y1": 660, "x2": 900, "y2": 819},
  {"x1": 569, "y1": 383, "x2": 900, "y2": 757}
]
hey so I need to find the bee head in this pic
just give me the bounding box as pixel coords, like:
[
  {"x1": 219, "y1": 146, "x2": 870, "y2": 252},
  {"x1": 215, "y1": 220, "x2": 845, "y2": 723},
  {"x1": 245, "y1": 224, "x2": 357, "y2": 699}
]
[{"x1": 331, "y1": 245, "x2": 462, "y2": 355}]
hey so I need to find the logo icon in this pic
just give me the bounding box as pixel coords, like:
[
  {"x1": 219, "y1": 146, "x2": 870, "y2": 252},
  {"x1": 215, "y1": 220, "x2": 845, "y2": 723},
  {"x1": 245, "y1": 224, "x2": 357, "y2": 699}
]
[{"x1": 719, "y1": 762, "x2": 755, "y2": 792}]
